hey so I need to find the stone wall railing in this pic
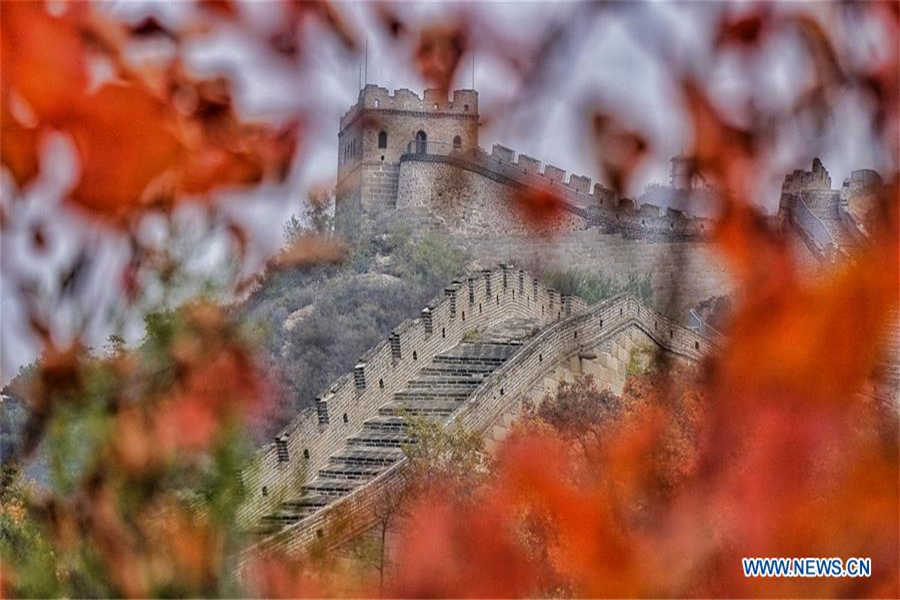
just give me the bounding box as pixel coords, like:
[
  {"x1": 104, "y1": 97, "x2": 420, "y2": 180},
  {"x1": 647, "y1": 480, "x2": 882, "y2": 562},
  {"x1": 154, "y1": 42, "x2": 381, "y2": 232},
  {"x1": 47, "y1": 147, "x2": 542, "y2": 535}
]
[
  {"x1": 340, "y1": 85, "x2": 478, "y2": 131},
  {"x1": 239, "y1": 293, "x2": 715, "y2": 563},
  {"x1": 399, "y1": 141, "x2": 715, "y2": 239}
]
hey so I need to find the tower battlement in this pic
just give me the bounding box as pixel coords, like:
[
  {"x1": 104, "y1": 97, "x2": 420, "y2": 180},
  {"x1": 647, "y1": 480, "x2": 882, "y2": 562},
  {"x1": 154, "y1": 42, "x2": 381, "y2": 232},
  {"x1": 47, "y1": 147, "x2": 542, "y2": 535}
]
[
  {"x1": 334, "y1": 84, "x2": 715, "y2": 240},
  {"x1": 340, "y1": 85, "x2": 478, "y2": 130}
]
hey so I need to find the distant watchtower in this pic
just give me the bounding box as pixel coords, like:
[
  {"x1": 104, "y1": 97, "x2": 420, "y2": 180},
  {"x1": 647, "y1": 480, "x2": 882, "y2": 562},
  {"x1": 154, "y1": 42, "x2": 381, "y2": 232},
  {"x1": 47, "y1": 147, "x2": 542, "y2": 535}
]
[
  {"x1": 334, "y1": 84, "x2": 479, "y2": 236},
  {"x1": 669, "y1": 155, "x2": 699, "y2": 191}
]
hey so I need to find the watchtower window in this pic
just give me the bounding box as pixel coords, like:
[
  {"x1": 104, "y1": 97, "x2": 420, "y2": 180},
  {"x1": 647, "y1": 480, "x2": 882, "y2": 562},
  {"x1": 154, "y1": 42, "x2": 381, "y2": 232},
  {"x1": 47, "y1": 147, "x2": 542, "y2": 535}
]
[
  {"x1": 416, "y1": 130, "x2": 427, "y2": 154},
  {"x1": 378, "y1": 131, "x2": 387, "y2": 149},
  {"x1": 464, "y1": 104, "x2": 469, "y2": 112},
  {"x1": 453, "y1": 135, "x2": 461, "y2": 150}
]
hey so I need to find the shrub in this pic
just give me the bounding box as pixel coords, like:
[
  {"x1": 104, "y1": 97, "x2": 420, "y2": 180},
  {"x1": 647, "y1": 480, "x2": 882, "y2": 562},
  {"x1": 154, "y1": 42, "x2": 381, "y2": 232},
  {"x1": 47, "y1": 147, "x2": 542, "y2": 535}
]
[{"x1": 542, "y1": 268, "x2": 653, "y2": 305}]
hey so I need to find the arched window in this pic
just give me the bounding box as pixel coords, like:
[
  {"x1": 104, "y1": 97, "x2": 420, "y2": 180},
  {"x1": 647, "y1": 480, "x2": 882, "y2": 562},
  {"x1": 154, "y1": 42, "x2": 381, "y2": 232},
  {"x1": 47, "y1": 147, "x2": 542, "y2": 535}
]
[
  {"x1": 378, "y1": 131, "x2": 387, "y2": 149},
  {"x1": 415, "y1": 130, "x2": 427, "y2": 154},
  {"x1": 453, "y1": 135, "x2": 461, "y2": 150}
]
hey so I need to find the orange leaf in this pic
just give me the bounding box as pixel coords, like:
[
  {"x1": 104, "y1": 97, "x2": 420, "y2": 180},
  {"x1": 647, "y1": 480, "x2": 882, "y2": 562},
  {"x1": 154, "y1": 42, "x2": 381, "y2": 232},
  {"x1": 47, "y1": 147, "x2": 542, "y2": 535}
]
[
  {"x1": 65, "y1": 83, "x2": 184, "y2": 222},
  {"x1": 0, "y1": 3, "x2": 87, "y2": 123},
  {"x1": 1, "y1": 102, "x2": 41, "y2": 187}
]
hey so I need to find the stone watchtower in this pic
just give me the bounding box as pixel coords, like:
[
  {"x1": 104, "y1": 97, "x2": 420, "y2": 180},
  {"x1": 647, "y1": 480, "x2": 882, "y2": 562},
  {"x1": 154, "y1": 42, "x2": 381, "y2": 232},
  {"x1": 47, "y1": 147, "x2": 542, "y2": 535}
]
[{"x1": 334, "y1": 84, "x2": 479, "y2": 236}]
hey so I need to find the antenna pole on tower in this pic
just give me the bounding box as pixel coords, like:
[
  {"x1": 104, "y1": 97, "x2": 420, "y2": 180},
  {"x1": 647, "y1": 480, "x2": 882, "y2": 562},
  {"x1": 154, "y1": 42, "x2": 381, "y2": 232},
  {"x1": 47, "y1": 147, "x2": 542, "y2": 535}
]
[
  {"x1": 364, "y1": 39, "x2": 368, "y2": 87},
  {"x1": 472, "y1": 54, "x2": 475, "y2": 89}
]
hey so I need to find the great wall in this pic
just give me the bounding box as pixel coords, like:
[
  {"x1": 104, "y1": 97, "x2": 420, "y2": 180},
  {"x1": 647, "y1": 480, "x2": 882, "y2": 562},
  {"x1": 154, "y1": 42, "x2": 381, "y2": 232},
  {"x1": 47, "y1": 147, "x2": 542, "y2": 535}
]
[
  {"x1": 237, "y1": 85, "x2": 897, "y2": 559},
  {"x1": 239, "y1": 265, "x2": 714, "y2": 558},
  {"x1": 336, "y1": 84, "x2": 716, "y2": 241}
]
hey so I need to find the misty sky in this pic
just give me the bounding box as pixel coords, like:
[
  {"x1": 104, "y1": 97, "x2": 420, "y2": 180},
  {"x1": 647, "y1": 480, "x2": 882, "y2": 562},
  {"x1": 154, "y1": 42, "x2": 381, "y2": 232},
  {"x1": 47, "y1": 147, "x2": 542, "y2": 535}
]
[{"x1": 1, "y1": 1, "x2": 892, "y2": 384}]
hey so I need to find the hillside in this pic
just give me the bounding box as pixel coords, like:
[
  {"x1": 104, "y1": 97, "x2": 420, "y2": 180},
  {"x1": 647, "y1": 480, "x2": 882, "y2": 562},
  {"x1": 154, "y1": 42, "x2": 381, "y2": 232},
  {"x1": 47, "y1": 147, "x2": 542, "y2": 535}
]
[{"x1": 239, "y1": 227, "x2": 471, "y2": 440}]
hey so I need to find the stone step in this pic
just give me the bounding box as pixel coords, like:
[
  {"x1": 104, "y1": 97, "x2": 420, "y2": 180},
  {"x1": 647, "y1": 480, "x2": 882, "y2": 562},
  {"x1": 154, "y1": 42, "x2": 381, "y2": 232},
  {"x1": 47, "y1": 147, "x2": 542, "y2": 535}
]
[
  {"x1": 378, "y1": 398, "x2": 461, "y2": 417},
  {"x1": 348, "y1": 429, "x2": 416, "y2": 448},
  {"x1": 258, "y1": 495, "x2": 331, "y2": 528},
  {"x1": 331, "y1": 445, "x2": 403, "y2": 466},
  {"x1": 259, "y1": 508, "x2": 314, "y2": 528},
  {"x1": 302, "y1": 477, "x2": 359, "y2": 497},
  {"x1": 319, "y1": 461, "x2": 387, "y2": 481},
  {"x1": 361, "y1": 414, "x2": 444, "y2": 433},
  {"x1": 406, "y1": 376, "x2": 483, "y2": 388},
  {"x1": 419, "y1": 364, "x2": 497, "y2": 376},
  {"x1": 397, "y1": 384, "x2": 480, "y2": 397},
  {"x1": 431, "y1": 355, "x2": 507, "y2": 367},
  {"x1": 394, "y1": 390, "x2": 471, "y2": 402},
  {"x1": 281, "y1": 495, "x2": 331, "y2": 513},
  {"x1": 436, "y1": 342, "x2": 520, "y2": 361}
]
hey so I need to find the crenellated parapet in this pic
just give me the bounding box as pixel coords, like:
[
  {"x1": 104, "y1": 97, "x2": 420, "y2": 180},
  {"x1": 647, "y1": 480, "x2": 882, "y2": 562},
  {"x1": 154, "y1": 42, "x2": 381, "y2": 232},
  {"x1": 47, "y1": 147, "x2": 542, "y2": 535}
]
[
  {"x1": 340, "y1": 84, "x2": 478, "y2": 131},
  {"x1": 782, "y1": 157, "x2": 832, "y2": 193},
  {"x1": 395, "y1": 140, "x2": 716, "y2": 240}
]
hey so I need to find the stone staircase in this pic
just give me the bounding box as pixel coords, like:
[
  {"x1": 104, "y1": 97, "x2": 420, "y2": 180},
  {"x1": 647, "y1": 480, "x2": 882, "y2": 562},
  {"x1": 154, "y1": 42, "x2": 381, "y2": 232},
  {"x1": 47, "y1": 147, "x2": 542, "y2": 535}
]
[{"x1": 253, "y1": 339, "x2": 521, "y2": 536}]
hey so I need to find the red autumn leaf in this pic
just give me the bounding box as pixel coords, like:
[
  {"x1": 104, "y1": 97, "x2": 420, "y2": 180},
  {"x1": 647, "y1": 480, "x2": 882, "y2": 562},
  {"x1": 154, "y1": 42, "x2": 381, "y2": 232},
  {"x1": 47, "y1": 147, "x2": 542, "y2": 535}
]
[
  {"x1": 0, "y1": 102, "x2": 42, "y2": 187},
  {"x1": 177, "y1": 146, "x2": 262, "y2": 196},
  {"x1": 271, "y1": 234, "x2": 347, "y2": 269},
  {"x1": 680, "y1": 79, "x2": 757, "y2": 198},
  {"x1": 198, "y1": 0, "x2": 238, "y2": 19},
  {"x1": 0, "y1": 3, "x2": 88, "y2": 123},
  {"x1": 65, "y1": 82, "x2": 184, "y2": 222},
  {"x1": 714, "y1": 8, "x2": 773, "y2": 49},
  {"x1": 513, "y1": 187, "x2": 569, "y2": 234},
  {"x1": 415, "y1": 24, "x2": 467, "y2": 94},
  {"x1": 591, "y1": 111, "x2": 650, "y2": 195}
]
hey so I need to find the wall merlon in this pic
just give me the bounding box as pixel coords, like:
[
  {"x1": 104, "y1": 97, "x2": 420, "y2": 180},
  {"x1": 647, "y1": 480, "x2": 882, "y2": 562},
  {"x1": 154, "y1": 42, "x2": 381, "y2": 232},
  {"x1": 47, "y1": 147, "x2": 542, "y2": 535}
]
[
  {"x1": 340, "y1": 85, "x2": 479, "y2": 131},
  {"x1": 517, "y1": 154, "x2": 542, "y2": 173},
  {"x1": 782, "y1": 158, "x2": 832, "y2": 193},
  {"x1": 451, "y1": 89, "x2": 478, "y2": 109},
  {"x1": 491, "y1": 144, "x2": 515, "y2": 162},
  {"x1": 568, "y1": 174, "x2": 591, "y2": 193},
  {"x1": 423, "y1": 88, "x2": 446, "y2": 107},
  {"x1": 638, "y1": 204, "x2": 661, "y2": 218},
  {"x1": 544, "y1": 164, "x2": 566, "y2": 182},
  {"x1": 618, "y1": 198, "x2": 636, "y2": 213}
]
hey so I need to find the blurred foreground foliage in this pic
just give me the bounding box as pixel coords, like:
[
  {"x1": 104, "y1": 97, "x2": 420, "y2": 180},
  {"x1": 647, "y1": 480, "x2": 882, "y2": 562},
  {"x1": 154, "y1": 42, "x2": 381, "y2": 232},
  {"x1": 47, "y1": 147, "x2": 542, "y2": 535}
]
[
  {"x1": 1, "y1": 303, "x2": 260, "y2": 597},
  {"x1": 1, "y1": 0, "x2": 899, "y2": 598}
]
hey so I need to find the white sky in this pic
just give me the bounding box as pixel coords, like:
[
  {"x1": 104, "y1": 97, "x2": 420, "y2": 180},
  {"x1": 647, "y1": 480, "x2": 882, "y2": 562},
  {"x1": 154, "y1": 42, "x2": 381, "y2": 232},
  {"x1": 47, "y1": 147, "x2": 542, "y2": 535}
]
[{"x1": 0, "y1": 1, "x2": 891, "y2": 385}]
